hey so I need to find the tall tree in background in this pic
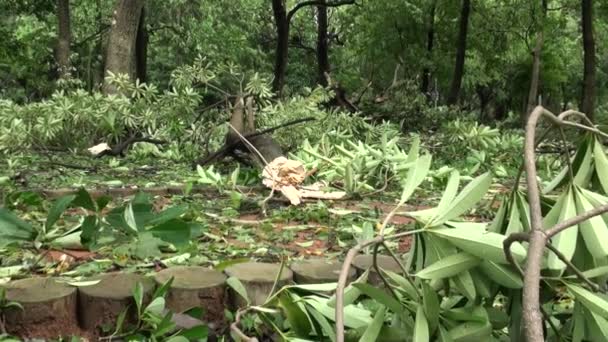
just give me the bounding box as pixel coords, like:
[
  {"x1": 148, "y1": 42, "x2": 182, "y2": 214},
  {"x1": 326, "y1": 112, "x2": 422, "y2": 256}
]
[
  {"x1": 102, "y1": 0, "x2": 145, "y2": 94},
  {"x1": 421, "y1": 0, "x2": 437, "y2": 99},
  {"x1": 271, "y1": 0, "x2": 354, "y2": 97},
  {"x1": 446, "y1": 0, "x2": 471, "y2": 105},
  {"x1": 135, "y1": 6, "x2": 148, "y2": 83},
  {"x1": 316, "y1": 0, "x2": 329, "y2": 86},
  {"x1": 55, "y1": 0, "x2": 71, "y2": 79},
  {"x1": 525, "y1": 0, "x2": 548, "y2": 118},
  {"x1": 581, "y1": 0, "x2": 596, "y2": 121}
]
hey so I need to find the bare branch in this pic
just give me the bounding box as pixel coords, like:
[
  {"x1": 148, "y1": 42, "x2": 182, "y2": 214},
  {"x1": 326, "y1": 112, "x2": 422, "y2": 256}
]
[
  {"x1": 287, "y1": 0, "x2": 355, "y2": 23},
  {"x1": 546, "y1": 203, "x2": 608, "y2": 238}
]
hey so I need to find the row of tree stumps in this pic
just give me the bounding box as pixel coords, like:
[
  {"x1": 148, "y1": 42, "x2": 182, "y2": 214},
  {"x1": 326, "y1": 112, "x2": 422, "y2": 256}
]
[{"x1": 1, "y1": 255, "x2": 402, "y2": 340}]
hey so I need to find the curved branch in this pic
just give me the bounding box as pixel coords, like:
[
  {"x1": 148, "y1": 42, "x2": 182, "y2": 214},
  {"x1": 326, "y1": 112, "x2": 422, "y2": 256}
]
[
  {"x1": 287, "y1": 0, "x2": 355, "y2": 23},
  {"x1": 546, "y1": 203, "x2": 608, "y2": 238},
  {"x1": 544, "y1": 242, "x2": 600, "y2": 292}
]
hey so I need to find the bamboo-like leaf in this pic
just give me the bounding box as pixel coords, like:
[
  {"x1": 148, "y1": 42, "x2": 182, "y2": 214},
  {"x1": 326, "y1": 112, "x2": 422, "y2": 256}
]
[
  {"x1": 433, "y1": 172, "x2": 492, "y2": 225},
  {"x1": 505, "y1": 197, "x2": 523, "y2": 236},
  {"x1": 594, "y1": 139, "x2": 608, "y2": 194},
  {"x1": 547, "y1": 187, "x2": 578, "y2": 270},
  {"x1": 416, "y1": 253, "x2": 480, "y2": 279},
  {"x1": 470, "y1": 271, "x2": 493, "y2": 298},
  {"x1": 515, "y1": 192, "x2": 532, "y2": 232},
  {"x1": 478, "y1": 261, "x2": 522, "y2": 289},
  {"x1": 488, "y1": 198, "x2": 507, "y2": 233},
  {"x1": 328, "y1": 270, "x2": 368, "y2": 308},
  {"x1": 452, "y1": 270, "x2": 476, "y2": 301},
  {"x1": 307, "y1": 304, "x2": 336, "y2": 342},
  {"x1": 435, "y1": 171, "x2": 460, "y2": 218},
  {"x1": 384, "y1": 270, "x2": 418, "y2": 300},
  {"x1": 574, "y1": 139, "x2": 594, "y2": 187},
  {"x1": 359, "y1": 306, "x2": 386, "y2": 342},
  {"x1": 574, "y1": 187, "x2": 608, "y2": 258},
  {"x1": 587, "y1": 309, "x2": 608, "y2": 340},
  {"x1": 352, "y1": 283, "x2": 405, "y2": 314},
  {"x1": 46, "y1": 195, "x2": 76, "y2": 231},
  {"x1": 572, "y1": 303, "x2": 585, "y2": 342},
  {"x1": 567, "y1": 283, "x2": 608, "y2": 319},
  {"x1": 227, "y1": 276, "x2": 250, "y2": 306},
  {"x1": 400, "y1": 154, "x2": 432, "y2": 203},
  {"x1": 413, "y1": 306, "x2": 429, "y2": 342},
  {"x1": 431, "y1": 227, "x2": 527, "y2": 264},
  {"x1": 279, "y1": 292, "x2": 312, "y2": 337},
  {"x1": 422, "y1": 282, "x2": 439, "y2": 334}
]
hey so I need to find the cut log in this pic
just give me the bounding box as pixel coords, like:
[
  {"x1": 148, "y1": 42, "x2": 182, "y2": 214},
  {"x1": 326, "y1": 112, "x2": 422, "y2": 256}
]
[
  {"x1": 153, "y1": 266, "x2": 227, "y2": 326},
  {"x1": 224, "y1": 262, "x2": 293, "y2": 308},
  {"x1": 352, "y1": 254, "x2": 405, "y2": 286},
  {"x1": 290, "y1": 259, "x2": 356, "y2": 285},
  {"x1": 2, "y1": 277, "x2": 81, "y2": 339},
  {"x1": 77, "y1": 272, "x2": 155, "y2": 331}
]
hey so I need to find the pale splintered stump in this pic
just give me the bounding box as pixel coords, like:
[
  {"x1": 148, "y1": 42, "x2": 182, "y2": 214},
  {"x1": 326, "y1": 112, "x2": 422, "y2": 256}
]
[
  {"x1": 153, "y1": 266, "x2": 227, "y2": 325},
  {"x1": 77, "y1": 272, "x2": 155, "y2": 331},
  {"x1": 290, "y1": 259, "x2": 356, "y2": 285},
  {"x1": 224, "y1": 262, "x2": 293, "y2": 308},
  {"x1": 352, "y1": 254, "x2": 404, "y2": 286},
  {"x1": 3, "y1": 277, "x2": 80, "y2": 339}
]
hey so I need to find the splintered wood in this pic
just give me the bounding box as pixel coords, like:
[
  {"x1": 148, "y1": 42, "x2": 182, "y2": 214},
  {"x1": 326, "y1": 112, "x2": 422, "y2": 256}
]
[{"x1": 262, "y1": 157, "x2": 346, "y2": 205}]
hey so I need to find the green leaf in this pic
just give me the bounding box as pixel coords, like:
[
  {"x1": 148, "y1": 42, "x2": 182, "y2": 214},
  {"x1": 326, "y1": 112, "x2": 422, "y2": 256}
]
[
  {"x1": 328, "y1": 270, "x2": 369, "y2": 307},
  {"x1": 587, "y1": 309, "x2": 608, "y2": 340},
  {"x1": 79, "y1": 215, "x2": 98, "y2": 246},
  {"x1": 144, "y1": 297, "x2": 165, "y2": 315},
  {"x1": 435, "y1": 171, "x2": 460, "y2": 217},
  {"x1": 574, "y1": 188, "x2": 608, "y2": 258},
  {"x1": 307, "y1": 304, "x2": 336, "y2": 342},
  {"x1": 113, "y1": 307, "x2": 128, "y2": 335},
  {"x1": 279, "y1": 292, "x2": 312, "y2": 337},
  {"x1": 431, "y1": 227, "x2": 527, "y2": 265},
  {"x1": 227, "y1": 276, "x2": 250, "y2": 306},
  {"x1": 566, "y1": 283, "x2": 608, "y2": 319},
  {"x1": 488, "y1": 199, "x2": 507, "y2": 233},
  {"x1": 72, "y1": 188, "x2": 96, "y2": 211},
  {"x1": 124, "y1": 202, "x2": 139, "y2": 233},
  {"x1": 547, "y1": 187, "x2": 578, "y2": 270},
  {"x1": 578, "y1": 265, "x2": 608, "y2": 279},
  {"x1": 46, "y1": 195, "x2": 76, "y2": 231},
  {"x1": 147, "y1": 205, "x2": 188, "y2": 227},
  {"x1": 133, "y1": 282, "x2": 144, "y2": 316},
  {"x1": 451, "y1": 270, "x2": 476, "y2": 301},
  {"x1": 433, "y1": 172, "x2": 492, "y2": 225},
  {"x1": 416, "y1": 252, "x2": 480, "y2": 279},
  {"x1": 413, "y1": 306, "x2": 429, "y2": 342},
  {"x1": 572, "y1": 303, "x2": 585, "y2": 342},
  {"x1": 593, "y1": 139, "x2": 608, "y2": 194},
  {"x1": 515, "y1": 192, "x2": 532, "y2": 232},
  {"x1": 400, "y1": 154, "x2": 432, "y2": 203},
  {"x1": 448, "y1": 322, "x2": 492, "y2": 342},
  {"x1": 470, "y1": 271, "x2": 493, "y2": 298},
  {"x1": 179, "y1": 325, "x2": 209, "y2": 340},
  {"x1": 478, "y1": 261, "x2": 522, "y2": 289},
  {"x1": 384, "y1": 270, "x2": 418, "y2": 300},
  {"x1": 359, "y1": 306, "x2": 386, "y2": 342},
  {"x1": 0, "y1": 208, "x2": 37, "y2": 246},
  {"x1": 352, "y1": 283, "x2": 405, "y2": 314},
  {"x1": 148, "y1": 219, "x2": 191, "y2": 246},
  {"x1": 574, "y1": 138, "x2": 594, "y2": 187},
  {"x1": 153, "y1": 277, "x2": 174, "y2": 299},
  {"x1": 164, "y1": 337, "x2": 189, "y2": 342},
  {"x1": 438, "y1": 326, "x2": 454, "y2": 342},
  {"x1": 421, "y1": 282, "x2": 439, "y2": 334}
]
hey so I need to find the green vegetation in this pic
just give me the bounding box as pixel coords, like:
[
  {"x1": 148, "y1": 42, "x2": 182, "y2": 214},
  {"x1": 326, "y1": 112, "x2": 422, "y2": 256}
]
[{"x1": 1, "y1": 0, "x2": 608, "y2": 341}]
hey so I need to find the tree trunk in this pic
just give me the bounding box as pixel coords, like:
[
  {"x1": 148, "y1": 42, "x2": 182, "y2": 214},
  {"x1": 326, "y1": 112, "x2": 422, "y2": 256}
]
[
  {"x1": 55, "y1": 0, "x2": 71, "y2": 79},
  {"x1": 525, "y1": 0, "x2": 548, "y2": 120},
  {"x1": 446, "y1": 0, "x2": 471, "y2": 105},
  {"x1": 581, "y1": 0, "x2": 596, "y2": 121},
  {"x1": 102, "y1": 0, "x2": 145, "y2": 94},
  {"x1": 272, "y1": 0, "x2": 289, "y2": 97},
  {"x1": 316, "y1": 0, "x2": 329, "y2": 86},
  {"x1": 135, "y1": 6, "x2": 148, "y2": 83},
  {"x1": 421, "y1": 0, "x2": 437, "y2": 98}
]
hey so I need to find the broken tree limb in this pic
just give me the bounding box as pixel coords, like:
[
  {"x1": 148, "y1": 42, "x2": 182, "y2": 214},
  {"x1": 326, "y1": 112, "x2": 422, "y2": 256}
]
[{"x1": 90, "y1": 133, "x2": 167, "y2": 158}]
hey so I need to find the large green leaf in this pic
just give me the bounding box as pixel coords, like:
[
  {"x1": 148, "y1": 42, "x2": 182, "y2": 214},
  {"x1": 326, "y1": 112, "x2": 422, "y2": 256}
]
[
  {"x1": 227, "y1": 276, "x2": 250, "y2": 305},
  {"x1": 447, "y1": 307, "x2": 491, "y2": 341},
  {"x1": 593, "y1": 139, "x2": 608, "y2": 194},
  {"x1": 587, "y1": 309, "x2": 608, "y2": 341},
  {"x1": 547, "y1": 187, "x2": 578, "y2": 270},
  {"x1": 574, "y1": 187, "x2": 608, "y2": 258},
  {"x1": 488, "y1": 198, "x2": 507, "y2": 233},
  {"x1": 328, "y1": 270, "x2": 369, "y2": 308},
  {"x1": 45, "y1": 195, "x2": 76, "y2": 231},
  {"x1": 435, "y1": 170, "x2": 460, "y2": 217},
  {"x1": 384, "y1": 270, "x2": 418, "y2": 300},
  {"x1": 478, "y1": 261, "x2": 522, "y2": 289},
  {"x1": 432, "y1": 172, "x2": 492, "y2": 225},
  {"x1": 416, "y1": 252, "x2": 480, "y2": 280},
  {"x1": 359, "y1": 306, "x2": 386, "y2": 342},
  {"x1": 0, "y1": 208, "x2": 37, "y2": 246},
  {"x1": 515, "y1": 192, "x2": 532, "y2": 232},
  {"x1": 279, "y1": 292, "x2": 312, "y2": 337},
  {"x1": 400, "y1": 154, "x2": 432, "y2": 203},
  {"x1": 566, "y1": 283, "x2": 608, "y2": 319},
  {"x1": 352, "y1": 283, "x2": 405, "y2": 314},
  {"x1": 451, "y1": 270, "x2": 476, "y2": 301},
  {"x1": 431, "y1": 227, "x2": 527, "y2": 265},
  {"x1": 148, "y1": 219, "x2": 191, "y2": 246},
  {"x1": 307, "y1": 304, "x2": 336, "y2": 342},
  {"x1": 421, "y1": 282, "x2": 439, "y2": 334},
  {"x1": 147, "y1": 205, "x2": 188, "y2": 226},
  {"x1": 72, "y1": 188, "x2": 96, "y2": 211},
  {"x1": 413, "y1": 306, "x2": 429, "y2": 342}
]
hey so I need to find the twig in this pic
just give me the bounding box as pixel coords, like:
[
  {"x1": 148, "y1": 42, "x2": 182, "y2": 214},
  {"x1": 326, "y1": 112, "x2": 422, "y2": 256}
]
[
  {"x1": 545, "y1": 203, "x2": 608, "y2": 238},
  {"x1": 372, "y1": 243, "x2": 402, "y2": 302},
  {"x1": 543, "y1": 243, "x2": 600, "y2": 292},
  {"x1": 230, "y1": 308, "x2": 259, "y2": 342}
]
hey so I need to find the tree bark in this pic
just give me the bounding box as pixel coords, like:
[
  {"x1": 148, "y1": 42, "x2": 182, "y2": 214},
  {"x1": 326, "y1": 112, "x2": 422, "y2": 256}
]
[
  {"x1": 581, "y1": 0, "x2": 596, "y2": 121},
  {"x1": 316, "y1": 0, "x2": 329, "y2": 86},
  {"x1": 525, "y1": 0, "x2": 548, "y2": 121},
  {"x1": 55, "y1": 0, "x2": 71, "y2": 79},
  {"x1": 446, "y1": 0, "x2": 471, "y2": 106},
  {"x1": 135, "y1": 6, "x2": 148, "y2": 83},
  {"x1": 272, "y1": 0, "x2": 289, "y2": 97},
  {"x1": 102, "y1": 0, "x2": 145, "y2": 94},
  {"x1": 421, "y1": 0, "x2": 437, "y2": 98}
]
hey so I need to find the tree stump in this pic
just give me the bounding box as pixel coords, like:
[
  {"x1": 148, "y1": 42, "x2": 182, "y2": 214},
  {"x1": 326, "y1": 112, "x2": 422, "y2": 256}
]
[
  {"x1": 77, "y1": 272, "x2": 155, "y2": 332},
  {"x1": 2, "y1": 277, "x2": 81, "y2": 339},
  {"x1": 153, "y1": 266, "x2": 227, "y2": 326},
  {"x1": 290, "y1": 259, "x2": 356, "y2": 286},
  {"x1": 224, "y1": 262, "x2": 293, "y2": 308},
  {"x1": 352, "y1": 254, "x2": 405, "y2": 286}
]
